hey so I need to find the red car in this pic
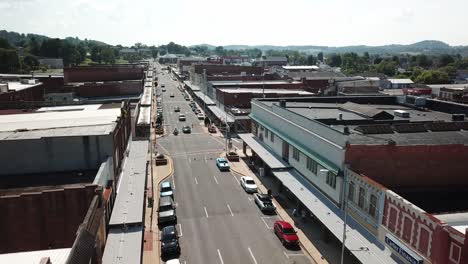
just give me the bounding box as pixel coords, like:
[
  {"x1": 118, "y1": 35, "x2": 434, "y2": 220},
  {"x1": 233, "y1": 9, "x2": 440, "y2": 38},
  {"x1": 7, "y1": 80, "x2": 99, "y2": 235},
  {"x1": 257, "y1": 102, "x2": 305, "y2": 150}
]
[{"x1": 274, "y1": 220, "x2": 299, "y2": 246}]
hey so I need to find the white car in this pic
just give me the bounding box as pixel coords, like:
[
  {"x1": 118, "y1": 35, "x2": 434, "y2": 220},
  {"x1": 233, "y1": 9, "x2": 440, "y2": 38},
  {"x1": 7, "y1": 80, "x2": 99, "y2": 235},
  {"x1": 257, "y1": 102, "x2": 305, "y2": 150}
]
[
  {"x1": 178, "y1": 114, "x2": 186, "y2": 121},
  {"x1": 197, "y1": 113, "x2": 205, "y2": 120},
  {"x1": 166, "y1": 259, "x2": 181, "y2": 264},
  {"x1": 240, "y1": 176, "x2": 258, "y2": 193}
]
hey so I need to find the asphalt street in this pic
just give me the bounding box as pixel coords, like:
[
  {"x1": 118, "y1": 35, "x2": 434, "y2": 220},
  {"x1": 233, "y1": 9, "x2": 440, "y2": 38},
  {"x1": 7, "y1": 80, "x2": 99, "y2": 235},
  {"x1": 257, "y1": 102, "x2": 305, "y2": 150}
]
[{"x1": 155, "y1": 64, "x2": 313, "y2": 264}]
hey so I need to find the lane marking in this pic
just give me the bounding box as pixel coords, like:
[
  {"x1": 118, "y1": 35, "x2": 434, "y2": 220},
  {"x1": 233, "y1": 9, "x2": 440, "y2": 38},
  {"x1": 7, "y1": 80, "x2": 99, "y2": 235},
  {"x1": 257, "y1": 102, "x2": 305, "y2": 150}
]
[
  {"x1": 283, "y1": 251, "x2": 289, "y2": 259},
  {"x1": 194, "y1": 177, "x2": 198, "y2": 185},
  {"x1": 248, "y1": 247, "x2": 258, "y2": 264},
  {"x1": 178, "y1": 223, "x2": 183, "y2": 237},
  {"x1": 261, "y1": 217, "x2": 270, "y2": 229},
  {"x1": 213, "y1": 175, "x2": 219, "y2": 184},
  {"x1": 248, "y1": 197, "x2": 253, "y2": 202},
  {"x1": 227, "y1": 204, "x2": 234, "y2": 216},
  {"x1": 217, "y1": 249, "x2": 224, "y2": 264},
  {"x1": 204, "y1": 206, "x2": 209, "y2": 218}
]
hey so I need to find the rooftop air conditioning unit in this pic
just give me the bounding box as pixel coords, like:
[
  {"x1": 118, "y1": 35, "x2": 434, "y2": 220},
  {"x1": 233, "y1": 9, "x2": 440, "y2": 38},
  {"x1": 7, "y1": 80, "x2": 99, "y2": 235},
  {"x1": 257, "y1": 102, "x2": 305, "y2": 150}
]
[{"x1": 394, "y1": 110, "x2": 410, "y2": 118}]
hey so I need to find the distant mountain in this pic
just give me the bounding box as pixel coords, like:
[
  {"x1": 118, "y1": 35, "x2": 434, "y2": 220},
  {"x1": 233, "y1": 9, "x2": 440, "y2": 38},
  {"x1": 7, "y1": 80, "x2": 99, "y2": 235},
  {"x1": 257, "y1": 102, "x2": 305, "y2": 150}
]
[{"x1": 192, "y1": 40, "x2": 468, "y2": 56}]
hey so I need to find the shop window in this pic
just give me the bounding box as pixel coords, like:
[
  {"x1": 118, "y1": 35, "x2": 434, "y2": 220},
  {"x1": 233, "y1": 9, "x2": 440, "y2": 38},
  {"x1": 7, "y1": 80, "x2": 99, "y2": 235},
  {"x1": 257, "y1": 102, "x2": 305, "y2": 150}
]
[
  {"x1": 369, "y1": 194, "x2": 377, "y2": 219},
  {"x1": 292, "y1": 147, "x2": 300, "y2": 161},
  {"x1": 348, "y1": 181, "x2": 355, "y2": 202},
  {"x1": 306, "y1": 157, "x2": 317, "y2": 174},
  {"x1": 358, "y1": 187, "x2": 365, "y2": 209}
]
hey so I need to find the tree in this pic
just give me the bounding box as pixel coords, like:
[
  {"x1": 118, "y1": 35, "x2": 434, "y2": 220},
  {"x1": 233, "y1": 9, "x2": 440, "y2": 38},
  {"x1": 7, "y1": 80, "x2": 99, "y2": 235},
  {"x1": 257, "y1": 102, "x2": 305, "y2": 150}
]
[
  {"x1": 376, "y1": 61, "x2": 397, "y2": 76},
  {"x1": 0, "y1": 37, "x2": 12, "y2": 49},
  {"x1": 0, "y1": 48, "x2": 20, "y2": 73},
  {"x1": 27, "y1": 37, "x2": 41, "y2": 55},
  {"x1": 214, "y1": 46, "x2": 226, "y2": 56},
  {"x1": 22, "y1": 54, "x2": 39, "y2": 71},
  {"x1": 317, "y1": 52, "x2": 323, "y2": 62},
  {"x1": 415, "y1": 70, "x2": 449, "y2": 84},
  {"x1": 101, "y1": 47, "x2": 116, "y2": 64},
  {"x1": 438, "y1": 54, "x2": 454, "y2": 67},
  {"x1": 306, "y1": 55, "x2": 317, "y2": 65},
  {"x1": 149, "y1": 46, "x2": 159, "y2": 58},
  {"x1": 39, "y1": 38, "x2": 63, "y2": 58},
  {"x1": 414, "y1": 54, "x2": 432, "y2": 68},
  {"x1": 91, "y1": 46, "x2": 102, "y2": 63},
  {"x1": 326, "y1": 53, "x2": 342, "y2": 67}
]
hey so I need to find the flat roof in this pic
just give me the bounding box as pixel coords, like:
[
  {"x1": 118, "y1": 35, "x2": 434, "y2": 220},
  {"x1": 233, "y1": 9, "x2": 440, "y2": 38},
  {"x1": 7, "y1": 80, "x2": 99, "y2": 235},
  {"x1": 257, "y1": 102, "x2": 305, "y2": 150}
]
[
  {"x1": 387, "y1": 78, "x2": 414, "y2": 84},
  {"x1": 109, "y1": 140, "x2": 148, "y2": 226},
  {"x1": 207, "y1": 105, "x2": 235, "y2": 123},
  {"x1": 102, "y1": 226, "x2": 143, "y2": 264},
  {"x1": 0, "y1": 248, "x2": 71, "y2": 264},
  {"x1": 218, "y1": 88, "x2": 312, "y2": 95},
  {"x1": 0, "y1": 107, "x2": 120, "y2": 133},
  {"x1": 183, "y1": 80, "x2": 201, "y2": 91},
  {"x1": 282, "y1": 65, "x2": 319, "y2": 70},
  {"x1": 434, "y1": 212, "x2": 468, "y2": 234},
  {"x1": 210, "y1": 80, "x2": 302, "y2": 86},
  {"x1": 137, "y1": 106, "x2": 151, "y2": 125},
  {"x1": 272, "y1": 169, "x2": 395, "y2": 263},
  {"x1": 140, "y1": 86, "x2": 152, "y2": 106},
  {"x1": 0, "y1": 73, "x2": 63, "y2": 78},
  {"x1": 428, "y1": 84, "x2": 468, "y2": 89},
  {"x1": 5, "y1": 81, "x2": 42, "y2": 91},
  {"x1": 194, "y1": 91, "x2": 216, "y2": 105},
  {"x1": 238, "y1": 133, "x2": 291, "y2": 169}
]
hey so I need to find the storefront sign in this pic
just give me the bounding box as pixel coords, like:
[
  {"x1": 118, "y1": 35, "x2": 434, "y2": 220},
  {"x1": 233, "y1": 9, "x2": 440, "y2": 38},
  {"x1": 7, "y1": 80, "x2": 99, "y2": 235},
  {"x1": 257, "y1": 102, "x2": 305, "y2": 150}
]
[{"x1": 385, "y1": 234, "x2": 423, "y2": 264}]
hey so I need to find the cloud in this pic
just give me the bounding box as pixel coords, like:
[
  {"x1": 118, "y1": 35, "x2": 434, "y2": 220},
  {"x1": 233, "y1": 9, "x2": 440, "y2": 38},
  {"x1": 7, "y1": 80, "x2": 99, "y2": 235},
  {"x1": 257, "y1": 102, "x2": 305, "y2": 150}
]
[{"x1": 394, "y1": 8, "x2": 415, "y2": 23}]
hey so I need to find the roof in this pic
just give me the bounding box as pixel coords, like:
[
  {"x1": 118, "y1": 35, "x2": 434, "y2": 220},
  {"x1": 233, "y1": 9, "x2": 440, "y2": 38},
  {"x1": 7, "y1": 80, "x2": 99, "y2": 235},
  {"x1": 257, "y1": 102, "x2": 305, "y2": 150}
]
[
  {"x1": 282, "y1": 65, "x2": 319, "y2": 70},
  {"x1": 387, "y1": 78, "x2": 414, "y2": 84},
  {"x1": 340, "y1": 102, "x2": 393, "y2": 120},
  {"x1": 4, "y1": 81, "x2": 42, "y2": 91},
  {"x1": 434, "y1": 212, "x2": 468, "y2": 234},
  {"x1": 272, "y1": 169, "x2": 395, "y2": 263},
  {"x1": 207, "y1": 105, "x2": 235, "y2": 123},
  {"x1": 137, "y1": 106, "x2": 151, "y2": 125},
  {"x1": 218, "y1": 88, "x2": 312, "y2": 95},
  {"x1": 140, "y1": 86, "x2": 152, "y2": 106},
  {"x1": 0, "y1": 248, "x2": 71, "y2": 264},
  {"x1": 210, "y1": 80, "x2": 302, "y2": 86},
  {"x1": 194, "y1": 91, "x2": 216, "y2": 105},
  {"x1": 238, "y1": 133, "x2": 291, "y2": 169},
  {"x1": 102, "y1": 226, "x2": 143, "y2": 264},
  {"x1": 183, "y1": 81, "x2": 201, "y2": 91},
  {"x1": 109, "y1": 140, "x2": 148, "y2": 226},
  {"x1": 0, "y1": 107, "x2": 121, "y2": 133}
]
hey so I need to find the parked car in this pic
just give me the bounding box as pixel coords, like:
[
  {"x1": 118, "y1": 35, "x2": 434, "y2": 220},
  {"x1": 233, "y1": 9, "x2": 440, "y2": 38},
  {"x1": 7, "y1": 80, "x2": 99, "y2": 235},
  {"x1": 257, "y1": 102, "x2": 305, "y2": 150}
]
[
  {"x1": 197, "y1": 113, "x2": 205, "y2": 120},
  {"x1": 240, "y1": 176, "x2": 258, "y2": 193},
  {"x1": 274, "y1": 220, "x2": 299, "y2": 247},
  {"x1": 160, "y1": 181, "x2": 174, "y2": 198},
  {"x1": 170, "y1": 93, "x2": 175, "y2": 98},
  {"x1": 162, "y1": 88, "x2": 166, "y2": 92},
  {"x1": 216, "y1": 158, "x2": 230, "y2": 171},
  {"x1": 182, "y1": 126, "x2": 191, "y2": 134},
  {"x1": 174, "y1": 106, "x2": 180, "y2": 112},
  {"x1": 178, "y1": 114, "x2": 186, "y2": 121},
  {"x1": 160, "y1": 225, "x2": 181, "y2": 256},
  {"x1": 166, "y1": 259, "x2": 181, "y2": 264},
  {"x1": 254, "y1": 193, "x2": 276, "y2": 213},
  {"x1": 208, "y1": 125, "x2": 216, "y2": 133},
  {"x1": 158, "y1": 196, "x2": 176, "y2": 226}
]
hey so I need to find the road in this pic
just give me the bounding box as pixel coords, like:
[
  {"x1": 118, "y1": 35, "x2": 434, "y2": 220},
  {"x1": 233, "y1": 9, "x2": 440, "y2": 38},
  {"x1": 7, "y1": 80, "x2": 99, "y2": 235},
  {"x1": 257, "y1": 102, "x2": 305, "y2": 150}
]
[{"x1": 155, "y1": 64, "x2": 313, "y2": 264}]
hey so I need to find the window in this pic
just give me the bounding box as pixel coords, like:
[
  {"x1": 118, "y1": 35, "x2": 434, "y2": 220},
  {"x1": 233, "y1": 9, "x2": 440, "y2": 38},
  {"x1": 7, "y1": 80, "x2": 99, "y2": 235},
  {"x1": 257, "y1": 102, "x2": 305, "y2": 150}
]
[
  {"x1": 402, "y1": 216, "x2": 413, "y2": 242},
  {"x1": 270, "y1": 133, "x2": 274, "y2": 143},
  {"x1": 358, "y1": 187, "x2": 365, "y2": 209},
  {"x1": 368, "y1": 194, "x2": 377, "y2": 218},
  {"x1": 265, "y1": 129, "x2": 269, "y2": 139},
  {"x1": 292, "y1": 147, "x2": 300, "y2": 161},
  {"x1": 326, "y1": 172, "x2": 336, "y2": 189},
  {"x1": 388, "y1": 206, "x2": 397, "y2": 231},
  {"x1": 418, "y1": 227, "x2": 430, "y2": 256},
  {"x1": 348, "y1": 181, "x2": 355, "y2": 202},
  {"x1": 306, "y1": 157, "x2": 318, "y2": 174},
  {"x1": 449, "y1": 243, "x2": 461, "y2": 263}
]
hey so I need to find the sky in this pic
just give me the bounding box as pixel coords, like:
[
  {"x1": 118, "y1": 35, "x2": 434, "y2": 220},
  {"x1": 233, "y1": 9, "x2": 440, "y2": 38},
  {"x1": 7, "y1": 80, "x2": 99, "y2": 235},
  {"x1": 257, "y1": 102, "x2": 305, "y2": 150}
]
[{"x1": 1, "y1": 0, "x2": 468, "y2": 47}]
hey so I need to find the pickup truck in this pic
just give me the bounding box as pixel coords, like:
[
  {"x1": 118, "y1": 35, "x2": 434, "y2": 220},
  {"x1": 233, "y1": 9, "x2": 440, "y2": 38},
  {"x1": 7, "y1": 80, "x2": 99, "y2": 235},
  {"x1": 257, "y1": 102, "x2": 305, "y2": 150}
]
[{"x1": 254, "y1": 193, "x2": 276, "y2": 213}]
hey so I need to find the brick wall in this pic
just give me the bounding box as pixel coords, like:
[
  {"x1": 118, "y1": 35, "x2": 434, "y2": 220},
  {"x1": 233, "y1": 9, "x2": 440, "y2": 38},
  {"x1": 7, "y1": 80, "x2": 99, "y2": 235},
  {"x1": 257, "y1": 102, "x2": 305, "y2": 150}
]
[
  {"x1": 64, "y1": 65, "x2": 144, "y2": 83},
  {"x1": 69, "y1": 80, "x2": 143, "y2": 98},
  {"x1": 345, "y1": 144, "x2": 468, "y2": 188},
  {"x1": 0, "y1": 184, "x2": 97, "y2": 253}
]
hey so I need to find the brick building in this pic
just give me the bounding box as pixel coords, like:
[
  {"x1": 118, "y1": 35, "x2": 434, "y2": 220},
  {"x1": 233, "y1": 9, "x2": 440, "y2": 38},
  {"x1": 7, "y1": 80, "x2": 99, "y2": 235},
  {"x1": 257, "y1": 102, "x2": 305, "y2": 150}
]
[
  {"x1": 0, "y1": 74, "x2": 64, "y2": 103},
  {"x1": 64, "y1": 64, "x2": 145, "y2": 83}
]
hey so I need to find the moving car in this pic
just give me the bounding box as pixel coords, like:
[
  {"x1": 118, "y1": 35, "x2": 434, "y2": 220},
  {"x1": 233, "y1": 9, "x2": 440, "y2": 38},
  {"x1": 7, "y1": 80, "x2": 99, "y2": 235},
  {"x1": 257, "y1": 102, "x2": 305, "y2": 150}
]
[
  {"x1": 174, "y1": 106, "x2": 180, "y2": 112},
  {"x1": 240, "y1": 176, "x2": 258, "y2": 193},
  {"x1": 160, "y1": 225, "x2": 181, "y2": 256},
  {"x1": 274, "y1": 220, "x2": 299, "y2": 247},
  {"x1": 160, "y1": 181, "x2": 174, "y2": 198},
  {"x1": 158, "y1": 196, "x2": 177, "y2": 226},
  {"x1": 216, "y1": 158, "x2": 230, "y2": 171},
  {"x1": 197, "y1": 113, "x2": 205, "y2": 120},
  {"x1": 182, "y1": 125, "x2": 191, "y2": 134},
  {"x1": 178, "y1": 114, "x2": 186, "y2": 121},
  {"x1": 254, "y1": 193, "x2": 276, "y2": 213}
]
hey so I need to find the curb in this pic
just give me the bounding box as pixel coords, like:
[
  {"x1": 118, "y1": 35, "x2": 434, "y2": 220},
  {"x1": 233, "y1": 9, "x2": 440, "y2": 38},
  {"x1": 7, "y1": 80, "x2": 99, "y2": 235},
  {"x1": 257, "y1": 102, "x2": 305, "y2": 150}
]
[{"x1": 156, "y1": 155, "x2": 174, "y2": 185}]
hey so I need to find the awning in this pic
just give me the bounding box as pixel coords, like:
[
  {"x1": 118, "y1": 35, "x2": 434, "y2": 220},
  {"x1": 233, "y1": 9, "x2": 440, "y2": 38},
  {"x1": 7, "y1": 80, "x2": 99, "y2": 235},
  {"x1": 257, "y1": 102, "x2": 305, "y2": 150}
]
[
  {"x1": 272, "y1": 169, "x2": 396, "y2": 264},
  {"x1": 183, "y1": 81, "x2": 201, "y2": 91},
  {"x1": 208, "y1": 106, "x2": 235, "y2": 123},
  {"x1": 238, "y1": 133, "x2": 291, "y2": 169},
  {"x1": 194, "y1": 91, "x2": 216, "y2": 106}
]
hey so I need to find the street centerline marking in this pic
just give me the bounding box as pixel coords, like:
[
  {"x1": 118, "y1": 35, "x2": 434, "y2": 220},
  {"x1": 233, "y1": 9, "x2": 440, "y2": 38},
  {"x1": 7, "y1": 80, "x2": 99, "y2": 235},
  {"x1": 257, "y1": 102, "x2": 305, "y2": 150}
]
[
  {"x1": 194, "y1": 177, "x2": 198, "y2": 185},
  {"x1": 213, "y1": 175, "x2": 219, "y2": 184},
  {"x1": 204, "y1": 206, "x2": 209, "y2": 218},
  {"x1": 217, "y1": 249, "x2": 224, "y2": 264},
  {"x1": 227, "y1": 204, "x2": 234, "y2": 216}
]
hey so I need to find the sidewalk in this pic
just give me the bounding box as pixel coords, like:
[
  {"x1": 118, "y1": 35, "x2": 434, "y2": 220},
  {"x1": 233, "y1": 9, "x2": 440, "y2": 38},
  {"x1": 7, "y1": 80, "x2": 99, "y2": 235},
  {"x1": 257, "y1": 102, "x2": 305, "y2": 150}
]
[
  {"x1": 228, "y1": 155, "x2": 328, "y2": 264},
  {"x1": 142, "y1": 156, "x2": 174, "y2": 264}
]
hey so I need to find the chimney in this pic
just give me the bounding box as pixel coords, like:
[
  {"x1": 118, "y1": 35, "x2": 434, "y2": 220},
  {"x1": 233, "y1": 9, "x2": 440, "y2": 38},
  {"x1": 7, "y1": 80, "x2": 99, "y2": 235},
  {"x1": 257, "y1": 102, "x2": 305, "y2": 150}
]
[
  {"x1": 338, "y1": 113, "x2": 343, "y2": 120},
  {"x1": 279, "y1": 100, "x2": 286, "y2": 108}
]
